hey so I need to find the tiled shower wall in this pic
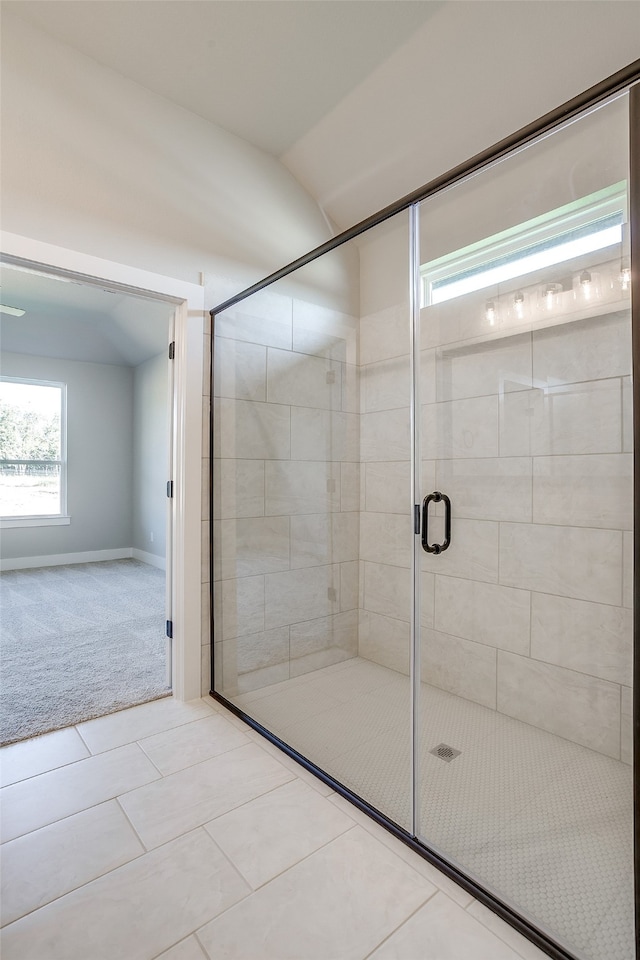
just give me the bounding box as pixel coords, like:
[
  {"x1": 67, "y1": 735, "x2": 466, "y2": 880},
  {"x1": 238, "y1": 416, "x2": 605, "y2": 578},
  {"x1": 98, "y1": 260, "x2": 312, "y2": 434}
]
[
  {"x1": 357, "y1": 297, "x2": 633, "y2": 763},
  {"x1": 210, "y1": 289, "x2": 361, "y2": 696},
  {"x1": 207, "y1": 243, "x2": 632, "y2": 764}
]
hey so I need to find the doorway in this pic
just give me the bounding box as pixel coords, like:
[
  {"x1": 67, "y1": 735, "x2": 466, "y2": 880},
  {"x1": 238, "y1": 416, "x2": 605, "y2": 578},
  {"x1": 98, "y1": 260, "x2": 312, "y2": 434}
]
[{"x1": 0, "y1": 262, "x2": 175, "y2": 742}]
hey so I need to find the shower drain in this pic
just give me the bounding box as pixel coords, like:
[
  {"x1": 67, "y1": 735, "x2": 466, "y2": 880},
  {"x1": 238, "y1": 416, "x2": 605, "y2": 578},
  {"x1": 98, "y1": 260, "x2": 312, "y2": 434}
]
[{"x1": 430, "y1": 743, "x2": 461, "y2": 762}]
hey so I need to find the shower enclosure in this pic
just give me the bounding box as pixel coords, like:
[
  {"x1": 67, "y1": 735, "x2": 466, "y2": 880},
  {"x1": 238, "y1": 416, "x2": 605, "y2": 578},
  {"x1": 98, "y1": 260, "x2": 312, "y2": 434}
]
[{"x1": 210, "y1": 70, "x2": 639, "y2": 960}]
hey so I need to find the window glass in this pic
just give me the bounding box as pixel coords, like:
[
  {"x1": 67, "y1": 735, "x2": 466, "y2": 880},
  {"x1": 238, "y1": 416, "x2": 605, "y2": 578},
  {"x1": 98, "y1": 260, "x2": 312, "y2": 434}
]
[{"x1": 0, "y1": 378, "x2": 65, "y2": 517}]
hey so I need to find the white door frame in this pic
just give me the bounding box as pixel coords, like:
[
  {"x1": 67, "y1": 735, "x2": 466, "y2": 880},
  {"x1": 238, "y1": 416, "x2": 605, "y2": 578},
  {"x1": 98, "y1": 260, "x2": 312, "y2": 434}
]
[{"x1": 0, "y1": 232, "x2": 205, "y2": 702}]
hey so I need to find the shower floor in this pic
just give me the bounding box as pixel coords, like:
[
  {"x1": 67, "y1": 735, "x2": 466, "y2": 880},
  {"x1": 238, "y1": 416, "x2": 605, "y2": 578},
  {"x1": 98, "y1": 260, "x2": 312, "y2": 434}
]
[{"x1": 229, "y1": 655, "x2": 634, "y2": 960}]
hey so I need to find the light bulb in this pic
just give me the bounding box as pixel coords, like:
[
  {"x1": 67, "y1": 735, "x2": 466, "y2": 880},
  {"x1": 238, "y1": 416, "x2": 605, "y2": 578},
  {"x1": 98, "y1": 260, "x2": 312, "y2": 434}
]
[
  {"x1": 620, "y1": 265, "x2": 631, "y2": 292},
  {"x1": 543, "y1": 285, "x2": 556, "y2": 310},
  {"x1": 579, "y1": 269, "x2": 592, "y2": 299},
  {"x1": 485, "y1": 301, "x2": 497, "y2": 325},
  {"x1": 513, "y1": 291, "x2": 525, "y2": 319}
]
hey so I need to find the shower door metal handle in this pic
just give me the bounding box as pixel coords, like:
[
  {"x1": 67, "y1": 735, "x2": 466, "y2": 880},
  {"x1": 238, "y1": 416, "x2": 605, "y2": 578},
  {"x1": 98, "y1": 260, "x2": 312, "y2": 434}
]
[{"x1": 421, "y1": 492, "x2": 451, "y2": 554}]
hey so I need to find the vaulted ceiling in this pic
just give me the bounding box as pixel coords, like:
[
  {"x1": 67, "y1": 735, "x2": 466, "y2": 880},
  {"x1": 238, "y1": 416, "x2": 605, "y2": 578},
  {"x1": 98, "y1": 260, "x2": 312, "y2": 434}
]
[{"x1": 3, "y1": 0, "x2": 440, "y2": 156}]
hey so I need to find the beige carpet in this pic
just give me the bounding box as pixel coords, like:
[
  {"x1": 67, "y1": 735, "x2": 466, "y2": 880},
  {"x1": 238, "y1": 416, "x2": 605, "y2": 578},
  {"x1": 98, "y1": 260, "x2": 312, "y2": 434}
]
[{"x1": 0, "y1": 559, "x2": 169, "y2": 745}]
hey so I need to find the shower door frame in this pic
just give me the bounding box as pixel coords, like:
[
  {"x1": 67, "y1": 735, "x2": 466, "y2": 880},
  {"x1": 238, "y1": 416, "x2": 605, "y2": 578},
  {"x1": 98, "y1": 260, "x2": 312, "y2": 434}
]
[{"x1": 209, "y1": 63, "x2": 640, "y2": 960}]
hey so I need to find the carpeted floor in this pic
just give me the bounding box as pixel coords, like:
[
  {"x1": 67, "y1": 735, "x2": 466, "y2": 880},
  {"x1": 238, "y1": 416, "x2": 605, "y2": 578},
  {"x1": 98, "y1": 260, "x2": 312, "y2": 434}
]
[{"x1": 0, "y1": 559, "x2": 170, "y2": 745}]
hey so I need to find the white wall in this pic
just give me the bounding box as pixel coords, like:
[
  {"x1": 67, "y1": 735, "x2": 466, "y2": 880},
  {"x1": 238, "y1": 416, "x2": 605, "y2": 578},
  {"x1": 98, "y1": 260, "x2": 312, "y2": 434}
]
[
  {"x1": 132, "y1": 352, "x2": 168, "y2": 563},
  {"x1": 283, "y1": 0, "x2": 640, "y2": 231},
  {"x1": 0, "y1": 12, "x2": 333, "y2": 294},
  {"x1": 1, "y1": 353, "x2": 134, "y2": 560}
]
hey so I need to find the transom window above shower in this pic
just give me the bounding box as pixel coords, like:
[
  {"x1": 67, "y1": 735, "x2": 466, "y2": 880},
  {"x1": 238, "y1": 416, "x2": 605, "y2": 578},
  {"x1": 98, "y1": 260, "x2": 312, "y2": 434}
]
[{"x1": 420, "y1": 181, "x2": 629, "y2": 325}]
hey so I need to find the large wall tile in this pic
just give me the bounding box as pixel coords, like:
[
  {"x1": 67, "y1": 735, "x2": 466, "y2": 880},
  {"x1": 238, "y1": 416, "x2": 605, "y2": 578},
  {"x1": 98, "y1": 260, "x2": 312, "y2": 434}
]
[
  {"x1": 436, "y1": 458, "x2": 532, "y2": 522},
  {"x1": 421, "y1": 519, "x2": 499, "y2": 584},
  {"x1": 359, "y1": 305, "x2": 410, "y2": 365},
  {"x1": 220, "y1": 575, "x2": 264, "y2": 640},
  {"x1": 290, "y1": 512, "x2": 359, "y2": 569},
  {"x1": 500, "y1": 389, "x2": 533, "y2": 457},
  {"x1": 219, "y1": 517, "x2": 289, "y2": 579},
  {"x1": 499, "y1": 522, "x2": 622, "y2": 605},
  {"x1": 215, "y1": 290, "x2": 292, "y2": 349},
  {"x1": 532, "y1": 312, "x2": 631, "y2": 385},
  {"x1": 358, "y1": 610, "x2": 410, "y2": 675},
  {"x1": 530, "y1": 593, "x2": 632, "y2": 685},
  {"x1": 213, "y1": 338, "x2": 266, "y2": 401},
  {"x1": 436, "y1": 332, "x2": 532, "y2": 402},
  {"x1": 420, "y1": 349, "x2": 436, "y2": 405},
  {"x1": 497, "y1": 651, "x2": 621, "y2": 758},
  {"x1": 340, "y1": 561, "x2": 360, "y2": 612},
  {"x1": 621, "y1": 685, "x2": 632, "y2": 765},
  {"x1": 342, "y1": 362, "x2": 359, "y2": 413},
  {"x1": 360, "y1": 512, "x2": 412, "y2": 569},
  {"x1": 420, "y1": 572, "x2": 435, "y2": 628},
  {"x1": 265, "y1": 461, "x2": 341, "y2": 516},
  {"x1": 291, "y1": 408, "x2": 359, "y2": 461},
  {"x1": 222, "y1": 627, "x2": 290, "y2": 678},
  {"x1": 530, "y1": 378, "x2": 622, "y2": 456},
  {"x1": 214, "y1": 459, "x2": 265, "y2": 520},
  {"x1": 421, "y1": 629, "x2": 496, "y2": 709},
  {"x1": 422, "y1": 395, "x2": 499, "y2": 460},
  {"x1": 289, "y1": 610, "x2": 358, "y2": 661},
  {"x1": 435, "y1": 577, "x2": 530, "y2": 654},
  {"x1": 265, "y1": 565, "x2": 340, "y2": 628},
  {"x1": 622, "y1": 375, "x2": 632, "y2": 452},
  {"x1": 362, "y1": 355, "x2": 411, "y2": 413},
  {"x1": 216, "y1": 398, "x2": 290, "y2": 460},
  {"x1": 364, "y1": 562, "x2": 412, "y2": 623},
  {"x1": 365, "y1": 461, "x2": 411, "y2": 514},
  {"x1": 361, "y1": 408, "x2": 410, "y2": 461},
  {"x1": 533, "y1": 454, "x2": 632, "y2": 529},
  {"x1": 623, "y1": 531, "x2": 633, "y2": 608},
  {"x1": 292, "y1": 300, "x2": 357, "y2": 363},
  {"x1": 266, "y1": 348, "x2": 341, "y2": 410},
  {"x1": 340, "y1": 462, "x2": 361, "y2": 512}
]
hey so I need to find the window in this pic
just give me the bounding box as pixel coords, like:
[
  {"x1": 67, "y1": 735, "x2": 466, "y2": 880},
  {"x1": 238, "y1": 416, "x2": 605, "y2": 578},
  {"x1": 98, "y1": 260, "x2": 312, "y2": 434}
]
[
  {"x1": 421, "y1": 182, "x2": 627, "y2": 307},
  {"x1": 0, "y1": 377, "x2": 68, "y2": 525}
]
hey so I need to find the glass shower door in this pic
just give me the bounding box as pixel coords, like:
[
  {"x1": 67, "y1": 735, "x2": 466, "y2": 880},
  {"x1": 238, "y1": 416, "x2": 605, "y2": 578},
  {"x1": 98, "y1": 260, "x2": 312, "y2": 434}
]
[{"x1": 416, "y1": 94, "x2": 633, "y2": 959}]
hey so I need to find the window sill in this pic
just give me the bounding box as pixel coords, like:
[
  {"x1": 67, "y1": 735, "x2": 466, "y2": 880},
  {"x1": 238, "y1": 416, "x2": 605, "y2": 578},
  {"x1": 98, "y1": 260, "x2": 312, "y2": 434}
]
[{"x1": 0, "y1": 516, "x2": 71, "y2": 529}]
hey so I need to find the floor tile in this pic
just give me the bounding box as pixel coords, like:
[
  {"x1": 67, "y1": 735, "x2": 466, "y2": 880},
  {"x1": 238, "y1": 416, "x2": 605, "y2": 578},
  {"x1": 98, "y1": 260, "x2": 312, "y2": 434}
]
[
  {"x1": 0, "y1": 727, "x2": 90, "y2": 787},
  {"x1": 204, "y1": 778, "x2": 353, "y2": 888},
  {"x1": 466, "y1": 901, "x2": 551, "y2": 960},
  {"x1": 368, "y1": 892, "x2": 525, "y2": 959},
  {"x1": 119, "y1": 742, "x2": 295, "y2": 849},
  {"x1": 0, "y1": 742, "x2": 160, "y2": 842},
  {"x1": 77, "y1": 698, "x2": 214, "y2": 754},
  {"x1": 0, "y1": 829, "x2": 249, "y2": 960},
  {"x1": 139, "y1": 714, "x2": 250, "y2": 776},
  {"x1": 328, "y1": 793, "x2": 474, "y2": 908},
  {"x1": 155, "y1": 935, "x2": 208, "y2": 959},
  {"x1": 245, "y1": 729, "x2": 335, "y2": 796},
  {"x1": 0, "y1": 800, "x2": 144, "y2": 925},
  {"x1": 197, "y1": 826, "x2": 435, "y2": 960}
]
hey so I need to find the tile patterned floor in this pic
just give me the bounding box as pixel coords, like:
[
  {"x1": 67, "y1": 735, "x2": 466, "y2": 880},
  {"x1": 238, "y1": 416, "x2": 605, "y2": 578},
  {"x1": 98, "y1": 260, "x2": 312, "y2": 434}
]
[
  {"x1": 0, "y1": 693, "x2": 548, "y2": 960},
  {"x1": 230, "y1": 657, "x2": 635, "y2": 960}
]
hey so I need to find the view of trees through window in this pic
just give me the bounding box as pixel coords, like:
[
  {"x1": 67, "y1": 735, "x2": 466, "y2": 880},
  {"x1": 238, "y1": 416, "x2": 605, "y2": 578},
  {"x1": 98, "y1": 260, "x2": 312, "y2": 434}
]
[{"x1": 0, "y1": 379, "x2": 64, "y2": 517}]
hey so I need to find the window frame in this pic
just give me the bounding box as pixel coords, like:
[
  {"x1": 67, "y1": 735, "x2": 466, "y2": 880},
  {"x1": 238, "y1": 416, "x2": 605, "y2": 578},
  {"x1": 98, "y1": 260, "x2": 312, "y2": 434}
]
[
  {"x1": 420, "y1": 181, "x2": 628, "y2": 308},
  {"x1": 0, "y1": 375, "x2": 69, "y2": 527}
]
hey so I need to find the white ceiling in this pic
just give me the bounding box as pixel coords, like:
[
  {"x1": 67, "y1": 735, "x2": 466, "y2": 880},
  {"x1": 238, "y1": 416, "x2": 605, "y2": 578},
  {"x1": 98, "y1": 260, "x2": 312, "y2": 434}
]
[
  {"x1": 0, "y1": 265, "x2": 174, "y2": 366},
  {"x1": 4, "y1": 0, "x2": 440, "y2": 156}
]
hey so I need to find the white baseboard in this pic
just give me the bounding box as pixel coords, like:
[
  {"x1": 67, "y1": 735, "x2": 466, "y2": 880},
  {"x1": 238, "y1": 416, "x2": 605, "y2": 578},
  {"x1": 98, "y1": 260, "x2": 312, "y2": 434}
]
[
  {"x1": 132, "y1": 548, "x2": 166, "y2": 571},
  {"x1": 0, "y1": 548, "x2": 133, "y2": 572}
]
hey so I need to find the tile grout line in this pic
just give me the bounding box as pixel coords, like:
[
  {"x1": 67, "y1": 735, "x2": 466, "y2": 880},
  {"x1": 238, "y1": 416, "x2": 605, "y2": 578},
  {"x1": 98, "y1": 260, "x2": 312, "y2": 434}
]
[{"x1": 360, "y1": 888, "x2": 440, "y2": 960}]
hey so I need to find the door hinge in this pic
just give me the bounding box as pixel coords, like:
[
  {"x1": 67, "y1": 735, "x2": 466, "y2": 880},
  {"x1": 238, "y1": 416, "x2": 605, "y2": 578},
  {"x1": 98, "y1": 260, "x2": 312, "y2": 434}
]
[
  {"x1": 167, "y1": 480, "x2": 174, "y2": 498},
  {"x1": 166, "y1": 619, "x2": 173, "y2": 639},
  {"x1": 168, "y1": 341, "x2": 175, "y2": 360}
]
